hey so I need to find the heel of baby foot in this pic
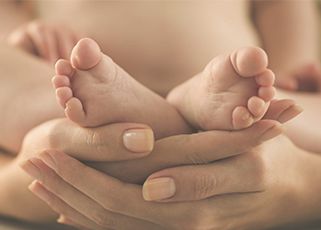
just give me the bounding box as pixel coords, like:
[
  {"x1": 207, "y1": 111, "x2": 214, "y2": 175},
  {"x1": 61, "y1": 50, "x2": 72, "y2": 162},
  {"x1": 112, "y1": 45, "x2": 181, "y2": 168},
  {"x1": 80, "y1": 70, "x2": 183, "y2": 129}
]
[
  {"x1": 65, "y1": 97, "x2": 87, "y2": 125},
  {"x1": 71, "y1": 38, "x2": 102, "y2": 70}
]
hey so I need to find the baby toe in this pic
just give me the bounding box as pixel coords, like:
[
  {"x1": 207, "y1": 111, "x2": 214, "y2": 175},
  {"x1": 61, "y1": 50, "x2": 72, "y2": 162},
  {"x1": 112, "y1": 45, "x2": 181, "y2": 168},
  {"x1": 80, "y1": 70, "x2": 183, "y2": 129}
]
[
  {"x1": 247, "y1": 96, "x2": 268, "y2": 118},
  {"x1": 55, "y1": 59, "x2": 74, "y2": 76},
  {"x1": 232, "y1": 106, "x2": 254, "y2": 130},
  {"x1": 258, "y1": 86, "x2": 276, "y2": 102},
  {"x1": 231, "y1": 47, "x2": 268, "y2": 77},
  {"x1": 56, "y1": 86, "x2": 73, "y2": 108},
  {"x1": 65, "y1": 97, "x2": 86, "y2": 124},
  {"x1": 52, "y1": 75, "x2": 70, "y2": 88},
  {"x1": 71, "y1": 38, "x2": 102, "y2": 70},
  {"x1": 255, "y1": 69, "x2": 275, "y2": 86}
]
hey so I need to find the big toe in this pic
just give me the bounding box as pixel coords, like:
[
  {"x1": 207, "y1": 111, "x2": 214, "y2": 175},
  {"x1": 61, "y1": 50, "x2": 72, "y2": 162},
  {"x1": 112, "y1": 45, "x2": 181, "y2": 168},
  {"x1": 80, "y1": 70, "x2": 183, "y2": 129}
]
[
  {"x1": 71, "y1": 38, "x2": 102, "y2": 70},
  {"x1": 231, "y1": 46, "x2": 268, "y2": 77}
]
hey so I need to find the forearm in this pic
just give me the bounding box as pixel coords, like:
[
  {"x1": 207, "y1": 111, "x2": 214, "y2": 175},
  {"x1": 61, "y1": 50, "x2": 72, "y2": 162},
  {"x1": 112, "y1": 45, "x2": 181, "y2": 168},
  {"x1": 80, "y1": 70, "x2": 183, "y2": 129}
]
[{"x1": 252, "y1": 0, "x2": 320, "y2": 72}]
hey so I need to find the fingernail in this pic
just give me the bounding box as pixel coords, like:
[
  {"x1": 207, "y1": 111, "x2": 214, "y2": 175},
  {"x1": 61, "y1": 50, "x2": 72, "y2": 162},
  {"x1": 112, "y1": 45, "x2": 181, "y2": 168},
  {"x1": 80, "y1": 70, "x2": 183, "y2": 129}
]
[
  {"x1": 57, "y1": 216, "x2": 64, "y2": 224},
  {"x1": 123, "y1": 129, "x2": 154, "y2": 153},
  {"x1": 20, "y1": 159, "x2": 42, "y2": 180},
  {"x1": 143, "y1": 177, "x2": 176, "y2": 201},
  {"x1": 40, "y1": 151, "x2": 57, "y2": 171},
  {"x1": 278, "y1": 104, "x2": 303, "y2": 123},
  {"x1": 293, "y1": 104, "x2": 304, "y2": 113},
  {"x1": 261, "y1": 124, "x2": 283, "y2": 141}
]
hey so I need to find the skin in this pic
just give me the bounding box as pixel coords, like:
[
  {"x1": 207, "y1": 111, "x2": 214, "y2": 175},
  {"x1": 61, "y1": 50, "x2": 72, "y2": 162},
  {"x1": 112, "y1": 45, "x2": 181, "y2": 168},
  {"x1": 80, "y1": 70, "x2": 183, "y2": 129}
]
[
  {"x1": 22, "y1": 135, "x2": 321, "y2": 230},
  {"x1": 0, "y1": 42, "x2": 63, "y2": 153},
  {"x1": 253, "y1": 0, "x2": 321, "y2": 91},
  {"x1": 7, "y1": 20, "x2": 79, "y2": 64},
  {"x1": 0, "y1": 105, "x2": 296, "y2": 222},
  {"x1": 0, "y1": 0, "x2": 318, "y2": 229}
]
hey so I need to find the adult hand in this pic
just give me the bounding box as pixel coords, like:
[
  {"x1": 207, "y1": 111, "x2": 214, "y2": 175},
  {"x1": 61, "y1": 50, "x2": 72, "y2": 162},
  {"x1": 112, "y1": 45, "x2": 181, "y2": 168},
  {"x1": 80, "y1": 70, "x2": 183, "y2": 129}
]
[
  {"x1": 19, "y1": 98, "x2": 301, "y2": 185},
  {"x1": 21, "y1": 135, "x2": 321, "y2": 230},
  {"x1": 18, "y1": 98, "x2": 302, "y2": 226}
]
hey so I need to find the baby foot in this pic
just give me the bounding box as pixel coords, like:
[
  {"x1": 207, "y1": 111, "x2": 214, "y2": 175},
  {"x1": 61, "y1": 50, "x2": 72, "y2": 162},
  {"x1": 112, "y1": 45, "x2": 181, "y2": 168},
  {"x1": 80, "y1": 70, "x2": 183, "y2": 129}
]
[
  {"x1": 167, "y1": 47, "x2": 276, "y2": 130},
  {"x1": 52, "y1": 38, "x2": 191, "y2": 138}
]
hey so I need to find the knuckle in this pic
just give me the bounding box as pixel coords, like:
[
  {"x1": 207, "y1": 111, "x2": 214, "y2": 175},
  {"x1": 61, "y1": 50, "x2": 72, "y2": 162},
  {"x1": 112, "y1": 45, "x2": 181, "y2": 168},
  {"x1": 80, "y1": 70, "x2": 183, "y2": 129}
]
[
  {"x1": 186, "y1": 151, "x2": 210, "y2": 165},
  {"x1": 193, "y1": 174, "x2": 218, "y2": 200},
  {"x1": 181, "y1": 134, "x2": 210, "y2": 165},
  {"x1": 92, "y1": 211, "x2": 117, "y2": 228},
  {"x1": 86, "y1": 130, "x2": 108, "y2": 155}
]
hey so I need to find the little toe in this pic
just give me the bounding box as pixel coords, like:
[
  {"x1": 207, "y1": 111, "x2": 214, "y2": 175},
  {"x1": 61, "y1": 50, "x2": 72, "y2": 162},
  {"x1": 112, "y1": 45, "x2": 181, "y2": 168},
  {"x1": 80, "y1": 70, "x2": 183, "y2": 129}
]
[
  {"x1": 65, "y1": 97, "x2": 86, "y2": 124},
  {"x1": 255, "y1": 69, "x2": 275, "y2": 86},
  {"x1": 232, "y1": 106, "x2": 254, "y2": 130},
  {"x1": 258, "y1": 86, "x2": 276, "y2": 102},
  {"x1": 247, "y1": 96, "x2": 267, "y2": 118},
  {"x1": 52, "y1": 75, "x2": 70, "y2": 88},
  {"x1": 56, "y1": 87, "x2": 73, "y2": 108},
  {"x1": 231, "y1": 46, "x2": 268, "y2": 77},
  {"x1": 71, "y1": 38, "x2": 102, "y2": 70},
  {"x1": 55, "y1": 59, "x2": 74, "y2": 76}
]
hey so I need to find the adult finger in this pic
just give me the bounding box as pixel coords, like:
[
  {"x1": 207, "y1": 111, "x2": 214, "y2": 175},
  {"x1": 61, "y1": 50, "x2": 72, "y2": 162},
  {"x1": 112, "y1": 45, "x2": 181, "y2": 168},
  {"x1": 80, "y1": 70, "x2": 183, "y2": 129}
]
[
  {"x1": 155, "y1": 119, "x2": 281, "y2": 164},
  {"x1": 95, "y1": 119, "x2": 282, "y2": 185},
  {"x1": 28, "y1": 181, "x2": 106, "y2": 230},
  {"x1": 25, "y1": 118, "x2": 154, "y2": 161},
  {"x1": 143, "y1": 151, "x2": 268, "y2": 202},
  {"x1": 36, "y1": 150, "x2": 178, "y2": 224},
  {"x1": 156, "y1": 97, "x2": 302, "y2": 165},
  {"x1": 263, "y1": 99, "x2": 303, "y2": 123},
  {"x1": 22, "y1": 157, "x2": 161, "y2": 230}
]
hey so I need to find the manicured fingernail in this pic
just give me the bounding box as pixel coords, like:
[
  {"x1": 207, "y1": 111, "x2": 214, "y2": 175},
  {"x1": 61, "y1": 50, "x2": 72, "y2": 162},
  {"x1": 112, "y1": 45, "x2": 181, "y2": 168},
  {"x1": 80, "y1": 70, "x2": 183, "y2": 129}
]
[
  {"x1": 261, "y1": 124, "x2": 283, "y2": 141},
  {"x1": 143, "y1": 177, "x2": 176, "y2": 201},
  {"x1": 278, "y1": 104, "x2": 303, "y2": 123},
  {"x1": 40, "y1": 151, "x2": 57, "y2": 171},
  {"x1": 57, "y1": 215, "x2": 69, "y2": 224},
  {"x1": 123, "y1": 129, "x2": 154, "y2": 153},
  {"x1": 20, "y1": 159, "x2": 42, "y2": 180}
]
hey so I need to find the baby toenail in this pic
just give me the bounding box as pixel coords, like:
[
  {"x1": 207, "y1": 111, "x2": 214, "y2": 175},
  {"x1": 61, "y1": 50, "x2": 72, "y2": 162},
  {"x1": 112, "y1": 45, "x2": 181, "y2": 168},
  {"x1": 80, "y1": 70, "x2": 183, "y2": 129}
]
[
  {"x1": 241, "y1": 112, "x2": 250, "y2": 121},
  {"x1": 123, "y1": 129, "x2": 154, "y2": 153}
]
